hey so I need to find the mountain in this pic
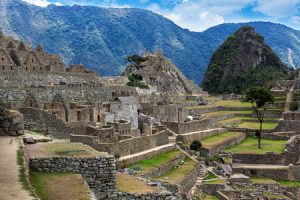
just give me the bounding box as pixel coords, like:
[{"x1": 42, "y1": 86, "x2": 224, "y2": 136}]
[
  {"x1": 1, "y1": 0, "x2": 300, "y2": 84},
  {"x1": 202, "y1": 26, "x2": 288, "y2": 94}
]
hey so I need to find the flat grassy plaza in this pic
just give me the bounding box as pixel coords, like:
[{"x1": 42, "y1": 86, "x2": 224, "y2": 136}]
[
  {"x1": 236, "y1": 121, "x2": 278, "y2": 130},
  {"x1": 225, "y1": 137, "x2": 286, "y2": 154}
]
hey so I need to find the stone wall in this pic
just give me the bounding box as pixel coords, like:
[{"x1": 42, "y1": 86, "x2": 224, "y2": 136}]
[
  {"x1": 275, "y1": 119, "x2": 300, "y2": 132},
  {"x1": 71, "y1": 131, "x2": 169, "y2": 157},
  {"x1": 163, "y1": 118, "x2": 210, "y2": 134},
  {"x1": 142, "y1": 154, "x2": 186, "y2": 179},
  {"x1": 0, "y1": 109, "x2": 24, "y2": 136},
  {"x1": 232, "y1": 153, "x2": 284, "y2": 165},
  {"x1": 116, "y1": 192, "x2": 176, "y2": 200},
  {"x1": 191, "y1": 106, "x2": 221, "y2": 114},
  {"x1": 29, "y1": 156, "x2": 117, "y2": 200},
  {"x1": 176, "y1": 128, "x2": 227, "y2": 144},
  {"x1": 179, "y1": 163, "x2": 201, "y2": 194},
  {"x1": 233, "y1": 166, "x2": 291, "y2": 180},
  {"x1": 20, "y1": 107, "x2": 90, "y2": 138},
  {"x1": 200, "y1": 183, "x2": 225, "y2": 195},
  {"x1": 200, "y1": 133, "x2": 246, "y2": 157}
]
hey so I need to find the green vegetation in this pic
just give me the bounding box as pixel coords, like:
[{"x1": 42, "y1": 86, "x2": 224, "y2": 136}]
[
  {"x1": 290, "y1": 101, "x2": 299, "y2": 111},
  {"x1": 17, "y1": 148, "x2": 34, "y2": 196},
  {"x1": 126, "y1": 73, "x2": 149, "y2": 89},
  {"x1": 263, "y1": 192, "x2": 286, "y2": 199},
  {"x1": 202, "y1": 26, "x2": 287, "y2": 94},
  {"x1": 204, "y1": 172, "x2": 218, "y2": 180},
  {"x1": 200, "y1": 132, "x2": 244, "y2": 149},
  {"x1": 250, "y1": 177, "x2": 277, "y2": 184},
  {"x1": 30, "y1": 172, "x2": 90, "y2": 200},
  {"x1": 190, "y1": 140, "x2": 202, "y2": 151},
  {"x1": 243, "y1": 87, "x2": 274, "y2": 148},
  {"x1": 128, "y1": 150, "x2": 181, "y2": 173},
  {"x1": 204, "y1": 110, "x2": 253, "y2": 117},
  {"x1": 125, "y1": 54, "x2": 147, "y2": 63},
  {"x1": 226, "y1": 137, "x2": 286, "y2": 154},
  {"x1": 156, "y1": 157, "x2": 196, "y2": 184},
  {"x1": 236, "y1": 121, "x2": 278, "y2": 130},
  {"x1": 277, "y1": 180, "x2": 300, "y2": 187}
]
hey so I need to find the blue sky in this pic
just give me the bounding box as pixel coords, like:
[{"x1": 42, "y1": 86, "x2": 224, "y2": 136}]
[{"x1": 23, "y1": 0, "x2": 300, "y2": 31}]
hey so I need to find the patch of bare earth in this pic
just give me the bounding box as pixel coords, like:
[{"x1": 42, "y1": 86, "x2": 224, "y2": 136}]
[{"x1": 0, "y1": 137, "x2": 33, "y2": 200}]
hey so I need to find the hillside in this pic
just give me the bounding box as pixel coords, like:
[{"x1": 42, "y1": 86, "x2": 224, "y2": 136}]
[
  {"x1": 123, "y1": 51, "x2": 196, "y2": 94},
  {"x1": 202, "y1": 26, "x2": 288, "y2": 94},
  {"x1": 1, "y1": 0, "x2": 300, "y2": 83}
]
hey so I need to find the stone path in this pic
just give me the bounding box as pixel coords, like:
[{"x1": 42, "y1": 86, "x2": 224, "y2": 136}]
[{"x1": 0, "y1": 137, "x2": 33, "y2": 200}]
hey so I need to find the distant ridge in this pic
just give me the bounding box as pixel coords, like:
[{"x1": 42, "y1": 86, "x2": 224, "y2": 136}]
[{"x1": 1, "y1": 0, "x2": 300, "y2": 83}]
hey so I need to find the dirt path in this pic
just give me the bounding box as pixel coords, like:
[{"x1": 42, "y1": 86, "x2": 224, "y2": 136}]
[{"x1": 0, "y1": 137, "x2": 33, "y2": 200}]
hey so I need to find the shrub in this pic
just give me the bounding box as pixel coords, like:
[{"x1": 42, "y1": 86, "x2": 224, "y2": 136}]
[
  {"x1": 290, "y1": 101, "x2": 299, "y2": 111},
  {"x1": 190, "y1": 140, "x2": 202, "y2": 151},
  {"x1": 125, "y1": 54, "x2": 147, "y2": 63}
]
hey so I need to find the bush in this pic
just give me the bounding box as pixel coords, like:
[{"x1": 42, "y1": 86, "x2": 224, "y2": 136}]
[
  {"x1": 190, "y1": 140, "x2": 202, "y2": 151},
  {"x1": 125, "y1": 54, "x2": 147, "y2": 63},
  {"x1": 290, "y1": 101, "x2": 299, "y2": 111},
  {"x1": 127, "y1": 73, "x2": 149, "y2": 89}
]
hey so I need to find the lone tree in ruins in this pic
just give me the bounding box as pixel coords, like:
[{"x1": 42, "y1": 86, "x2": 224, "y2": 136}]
[{"x1": 243, "y1": 87, "x2": 274, "y2": 148}]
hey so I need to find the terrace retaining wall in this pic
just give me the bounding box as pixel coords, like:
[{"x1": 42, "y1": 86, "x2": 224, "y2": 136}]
[
  {"x1": 71, "y1": 130, "x2": 169, "y2": 157},
  {"x1": 29, "y1": 156, "x2": 117, "y2": 200},
  {"x1": 163, "y1": 119, "x2": 210, "y2": 134},
  {"x1": 233, "y1": 166, "x2": 291, "y2": 180},
  {"x1": 232, "y1": 153, "x2": 284, "y2": 165}
]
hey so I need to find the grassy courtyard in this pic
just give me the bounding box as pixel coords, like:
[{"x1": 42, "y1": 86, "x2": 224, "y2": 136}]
[
  {"x1": 156, "y1": 157, "x2": 197, "y2": 184},
  {"x1": 128, "y1": 150, "x2": 181, "y2": 173},
  {"x1": 117, "y1": 173, "x2": 160, "y2": 194},
  {"x1": 225, "y1": 137, "x2": 286, "y2": 154},
  {"x1": 30, "y1": 172, "x2": 91, "y2": 200},
  {"x1": 236, "y1": 121, "x2": 278, "y2": 130},
  {"x1": 200, "y1": 132, "x2": 244, "y2": 149}
]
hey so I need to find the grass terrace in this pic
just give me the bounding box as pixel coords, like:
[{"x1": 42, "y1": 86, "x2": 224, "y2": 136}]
[
  {"x1": 186, "y1": 100, "x2": 252, "y2": 109},
  {"x1": 250, "y1": 177, "x2": 300, "y2": 187},
  {"x1": 236, "y1": 121, "x2": 278, "y2": 130},
  {"x1": 156, "y1": 157, "x2": 197, "y2": 184},
  {"x1": 203, "y1": 178, "x2": 225, "y2": 185},
  {"x1": 25, "y1": 141, "x2": 108, "y2": 158},
  {"x1": 30, "y1": 172, "x2": 91, "y2": 200},
  {"x1": 200, "y1": 132, "x2": 244, "y2": 149},
  {"x1": 204, "y1": 110, "x2": 253, "y2": 117},
  {"x1": 117, "y1": 173, "x2": 160, "y2": 194},
  {"x1": 128, "y1": 150, "x2": 181, "y2": 173},
  {"x1": 225, "y1": 137, "x2": 286, "y2": 154}
]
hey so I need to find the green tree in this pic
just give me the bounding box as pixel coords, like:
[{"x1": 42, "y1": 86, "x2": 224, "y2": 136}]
[
  {"x1": 190, "y1": 140, "x2": 202, "y2": 151},
  {"x1": 243, "y1": 87, "x2": 274, "y2": 148}
]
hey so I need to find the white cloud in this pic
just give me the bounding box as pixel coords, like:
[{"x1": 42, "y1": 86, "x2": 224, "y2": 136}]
[
  {"x1": 22, "y1": 0, "x2": 62, "y2": 7},
  {"x1": 148, "y1": 0, "x2": 253, "y2": 31},
  {"x1": 254, "y1": 0, "x2": 300, "y2": 18}
]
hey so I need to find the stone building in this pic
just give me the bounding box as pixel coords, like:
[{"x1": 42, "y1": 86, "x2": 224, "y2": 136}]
[{"x1": 0, "y1": 31, "x2": 65, "y2": 73}]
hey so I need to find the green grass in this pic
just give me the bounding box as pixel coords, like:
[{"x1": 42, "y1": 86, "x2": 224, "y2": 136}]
[
  {"x1": 30, "y1": 172, "x2": 90, "y2": 200},
  {"x1": 236, "y1": 121, "x2": 278, "y2": 130},
  {"x1": 205, "y1": 110, "x2": 253, "y2": 117},
  {"x1": 250, "y1": 177, "x2": 277, "y2": 184},
  {"x1": 201, "y1": 194, "x2": 220, "y2": 200},
  {"x1": 187, "y1": 100, "x2": 252, "y2": 109},
  {"x1": 263, "y1": 192, "x2": 286, "y2": 198},
  {"x1": 17, "y1": 147, "x2": 35, "y2": 196},
  {"x1": 200, "y1": 132, "x2": 244, "y2": 149},
  {"x1": 156, "y1": 157, "x2": 196, "y2": 184},
  {"x1": 277, "y1": 180, "x2": 300, "y2": 187},
  {"x1": 225, "y1": 137, "x2": 286, "y2": 154},
  {"x1": 128, "y1": 150, "x2": 181, "y2": 173},
  {"x1": 204, "y1": 172, "x2": 218, "y2": 180}
]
